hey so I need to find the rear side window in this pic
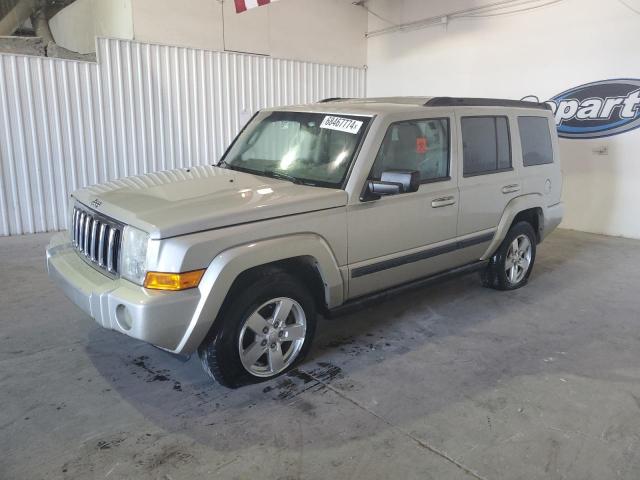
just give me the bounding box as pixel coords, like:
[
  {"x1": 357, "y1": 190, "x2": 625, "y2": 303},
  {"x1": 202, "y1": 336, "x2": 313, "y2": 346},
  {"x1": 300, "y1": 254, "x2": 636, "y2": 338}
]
[
  {"x1": 461, "y1": 116, "x2": 511, "y2": 176},
  {"x1": 370, "y1": 118, "x2": 450, "y2": 183},
  {"x1": 518, "y1": 116, "x2": 554, "y2": 166}
]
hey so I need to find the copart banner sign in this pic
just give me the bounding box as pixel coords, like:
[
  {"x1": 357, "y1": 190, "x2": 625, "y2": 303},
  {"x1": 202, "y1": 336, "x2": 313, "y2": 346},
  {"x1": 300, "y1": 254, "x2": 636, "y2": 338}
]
[{"x1": 523, "y1": 79, "x2": 640, "y2": 139}]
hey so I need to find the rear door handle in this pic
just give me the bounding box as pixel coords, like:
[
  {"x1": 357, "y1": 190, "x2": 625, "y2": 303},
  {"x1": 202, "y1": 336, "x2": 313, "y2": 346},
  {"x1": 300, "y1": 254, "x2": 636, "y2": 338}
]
[
  {"x1": 502, "y1": 184, "x2": 521, "y2": 194},
  {"x1": 431, "y1": 196, "x2": 456, "y2": 208}
]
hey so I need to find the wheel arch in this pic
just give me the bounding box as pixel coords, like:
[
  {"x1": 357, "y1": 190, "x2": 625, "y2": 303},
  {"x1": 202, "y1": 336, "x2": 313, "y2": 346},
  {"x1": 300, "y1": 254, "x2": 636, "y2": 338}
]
[
  {"x1": 511, "y1": 207, "x2": 543, "y2": 243},
  {"x1": 481, "y1": 194, "x2": 545, "y2": 260},
  {"x1": 174, "y1": 234, "x2": 344, "y2": 354},
  {"x1": 222, "y1": 256, "x2": 331, "y2": 315}
]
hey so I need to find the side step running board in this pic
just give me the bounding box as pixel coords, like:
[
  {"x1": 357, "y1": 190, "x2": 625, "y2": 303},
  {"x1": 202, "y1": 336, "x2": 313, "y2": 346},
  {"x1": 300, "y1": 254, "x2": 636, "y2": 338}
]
[{"x1": 326, "y1": 260, "x2": 488, "y2": 318}]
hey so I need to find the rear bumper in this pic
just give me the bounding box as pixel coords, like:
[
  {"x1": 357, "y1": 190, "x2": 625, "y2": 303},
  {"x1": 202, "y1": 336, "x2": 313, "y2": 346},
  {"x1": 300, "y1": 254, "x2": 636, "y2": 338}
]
[
  {"x1": 542, "y1": 202, "x2": 564, "y2": 240},
  {"x1": 46, "y1": 232, "x2": 201, "y2": 352}
]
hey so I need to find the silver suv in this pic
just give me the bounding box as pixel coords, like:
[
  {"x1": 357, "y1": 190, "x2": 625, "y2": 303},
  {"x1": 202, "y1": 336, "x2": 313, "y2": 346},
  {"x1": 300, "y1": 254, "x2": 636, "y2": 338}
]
[{"x1": 47, "y1": 97, "x2": 563, "y2": 387}]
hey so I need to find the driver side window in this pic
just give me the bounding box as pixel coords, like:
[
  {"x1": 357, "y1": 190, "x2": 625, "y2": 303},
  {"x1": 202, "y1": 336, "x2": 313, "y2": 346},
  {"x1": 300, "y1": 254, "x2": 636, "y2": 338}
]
[{"x1": 370, "y1": 118, "x2": 450, "y2": 183}]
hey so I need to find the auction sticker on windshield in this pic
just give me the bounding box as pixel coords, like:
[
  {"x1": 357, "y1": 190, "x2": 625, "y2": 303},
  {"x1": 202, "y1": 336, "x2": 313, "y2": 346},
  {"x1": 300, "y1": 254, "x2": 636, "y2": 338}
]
[{"x1": 320, "y1": 116, "x2": 363, "y2": 134}]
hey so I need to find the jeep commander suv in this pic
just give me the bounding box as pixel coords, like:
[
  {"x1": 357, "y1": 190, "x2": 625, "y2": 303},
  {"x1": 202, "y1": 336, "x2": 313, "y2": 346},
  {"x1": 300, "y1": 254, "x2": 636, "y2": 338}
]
[{"x1": 47, "y1": 97, "x2": 563, "y2": 387}]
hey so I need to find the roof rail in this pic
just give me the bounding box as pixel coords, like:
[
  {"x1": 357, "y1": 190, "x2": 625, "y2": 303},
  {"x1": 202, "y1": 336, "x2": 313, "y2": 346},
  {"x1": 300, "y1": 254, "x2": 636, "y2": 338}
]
[
  {"x1": 425, "y1": 97, "x2": 551, "y2": 110},
  {"x1": 317, "y1": 97, "x2": 349, "y2": 103}
]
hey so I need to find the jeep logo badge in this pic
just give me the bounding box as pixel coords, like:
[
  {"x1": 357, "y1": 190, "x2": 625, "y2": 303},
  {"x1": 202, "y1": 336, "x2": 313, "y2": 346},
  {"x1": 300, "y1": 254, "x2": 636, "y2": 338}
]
[
  {"x1": 524, "y1": 79, "x2": 640, "y2": 139},
  {"x1": 90, "y1": 198, "x2": 102, "y2": 208}
]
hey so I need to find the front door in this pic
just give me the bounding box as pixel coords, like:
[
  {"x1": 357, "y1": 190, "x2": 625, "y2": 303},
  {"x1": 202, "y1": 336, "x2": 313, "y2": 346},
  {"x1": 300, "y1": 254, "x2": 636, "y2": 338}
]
[{"x1": 347, "y1": 115, "x2": 461, "y2": 299}]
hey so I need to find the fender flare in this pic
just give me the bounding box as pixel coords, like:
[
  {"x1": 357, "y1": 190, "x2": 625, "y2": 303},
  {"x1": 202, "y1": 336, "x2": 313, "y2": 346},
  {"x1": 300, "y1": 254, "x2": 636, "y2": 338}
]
[
  {"x1": 481, "y1": 194, "x2": 544, "y2": 260},
  {"x1": 175, "y1": 233, "x2": 344, "y2": 354}
]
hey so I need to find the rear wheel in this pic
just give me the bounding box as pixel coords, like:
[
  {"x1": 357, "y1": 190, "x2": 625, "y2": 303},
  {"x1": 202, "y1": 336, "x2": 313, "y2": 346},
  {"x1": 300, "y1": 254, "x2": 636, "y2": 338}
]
[
  {"x1": 481, "y1": 221, "x2": 537, "y2": 290},
  {"x1": 198, "y1": 270, "x2": 317, "y2": 388}
]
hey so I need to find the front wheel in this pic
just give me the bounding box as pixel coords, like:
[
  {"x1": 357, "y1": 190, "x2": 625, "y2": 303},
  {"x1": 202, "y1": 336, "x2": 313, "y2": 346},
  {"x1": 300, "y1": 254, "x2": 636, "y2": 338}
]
[
  {"x1": 198, "y1": 270, "x2": 317, "y2": 388},
  {"x1": 481, "y1": 221, "x2": 537, "y2": 290}
]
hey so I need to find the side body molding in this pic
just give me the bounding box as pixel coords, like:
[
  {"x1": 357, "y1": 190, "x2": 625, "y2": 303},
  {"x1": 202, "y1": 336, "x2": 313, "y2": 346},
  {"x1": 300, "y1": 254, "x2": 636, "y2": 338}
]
[
  {"x1": 175, "y1": 234, "x2": 344, "y2": 354},
  {"x1": 481, "y1": 194, "x2": 544, "y2": 260}
]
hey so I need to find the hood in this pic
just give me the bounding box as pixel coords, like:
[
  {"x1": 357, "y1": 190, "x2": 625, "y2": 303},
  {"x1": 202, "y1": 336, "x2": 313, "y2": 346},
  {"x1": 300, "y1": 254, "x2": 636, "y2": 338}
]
[{"x1": 73, "y1": 166, "x2": 348, "y2": 239}]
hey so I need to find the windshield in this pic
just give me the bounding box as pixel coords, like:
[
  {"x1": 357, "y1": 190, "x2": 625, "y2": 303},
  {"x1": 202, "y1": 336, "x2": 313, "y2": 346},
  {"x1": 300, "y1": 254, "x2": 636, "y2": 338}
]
[{"x1": 221, "y1": 111, "x2": 371, "y2": 188}]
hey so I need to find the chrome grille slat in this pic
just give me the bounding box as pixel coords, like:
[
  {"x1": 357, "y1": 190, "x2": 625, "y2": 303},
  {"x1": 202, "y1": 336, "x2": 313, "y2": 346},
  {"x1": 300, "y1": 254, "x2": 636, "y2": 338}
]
[
  {"x1": 107, "y1": 228, "x2": 116, "y2": 272},
  {"x1": 74, "y1": 209, "x2": 80, "y2": 245},
  {"x1": 83, "y1": 217, "x2": 91, "y2": 255},
  {"x1": 98, "y1": 223, "x2": 107, "y2": 267},
  {"x1": 76, "y1": 212, "x2": 81, "y2": 247},
  {"x1": 72, "y1": 209, "x2": 80, "y2": 246},
  {"x1": 79, "y1": 212, "x2": 86, "y2": 251},
  {"x1": 71, "y1": 208, "x2": 75, "y2": 245},
  {"x1": 71, "y1": 204, "x2": 122, "y2": 276},
  {"x1": 77, "y1": 210, "x2": 82, "y2": 246},
  {"x1": 90, "y1": 220, "x2": 99, "y2": 260}
]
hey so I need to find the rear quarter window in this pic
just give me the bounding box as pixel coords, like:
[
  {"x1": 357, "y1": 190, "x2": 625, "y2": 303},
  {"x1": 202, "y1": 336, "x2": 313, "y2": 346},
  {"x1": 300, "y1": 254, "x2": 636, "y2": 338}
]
[{"x1": 518, "y1": 116, "x2": 554, "y2": 166}]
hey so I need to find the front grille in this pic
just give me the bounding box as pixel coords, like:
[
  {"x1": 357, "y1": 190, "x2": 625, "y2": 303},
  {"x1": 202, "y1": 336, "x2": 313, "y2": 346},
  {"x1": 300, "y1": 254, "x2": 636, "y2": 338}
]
[{"x1": 71, "y1": 205, "x2": 122, "y2": 275}]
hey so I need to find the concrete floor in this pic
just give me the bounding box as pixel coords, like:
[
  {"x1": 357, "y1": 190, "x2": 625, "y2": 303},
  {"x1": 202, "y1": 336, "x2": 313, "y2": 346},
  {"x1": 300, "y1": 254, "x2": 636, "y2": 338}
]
[{"x1": 2, "y1": 229, "x2": 640, "y2": 480}]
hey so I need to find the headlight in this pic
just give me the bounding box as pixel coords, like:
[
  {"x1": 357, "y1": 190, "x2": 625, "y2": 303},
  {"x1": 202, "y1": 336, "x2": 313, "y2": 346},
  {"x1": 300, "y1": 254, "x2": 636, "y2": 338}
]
[{"x1": 120, "y1": 226, "x2": 150, "y2": 285}]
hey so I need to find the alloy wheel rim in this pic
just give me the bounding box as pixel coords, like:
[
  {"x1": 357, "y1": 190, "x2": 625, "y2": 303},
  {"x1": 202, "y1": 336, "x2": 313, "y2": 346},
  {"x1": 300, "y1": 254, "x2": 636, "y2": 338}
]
[
  {"x1": 238, "y1": 297, "x2": 307, "y2": 377},
  {"x1": 505, "y1": 234, "x2": 532, "y2": 284}
]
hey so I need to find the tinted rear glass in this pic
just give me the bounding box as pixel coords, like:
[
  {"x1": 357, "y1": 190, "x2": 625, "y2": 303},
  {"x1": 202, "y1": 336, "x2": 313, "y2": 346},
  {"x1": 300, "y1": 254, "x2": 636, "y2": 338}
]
[
  {"x1": 461, "y1": 116, "x2": 511, "y2": 176},
  {"x1": 519, "y1": 116, "x2": 554, "y2": 166}
]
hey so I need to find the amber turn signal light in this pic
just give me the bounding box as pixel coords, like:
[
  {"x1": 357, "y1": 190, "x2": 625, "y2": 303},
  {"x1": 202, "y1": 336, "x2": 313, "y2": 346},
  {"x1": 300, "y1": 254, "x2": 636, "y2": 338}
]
[{"x1": 144, "y1": 269, "x2": 205, "y2": 291}]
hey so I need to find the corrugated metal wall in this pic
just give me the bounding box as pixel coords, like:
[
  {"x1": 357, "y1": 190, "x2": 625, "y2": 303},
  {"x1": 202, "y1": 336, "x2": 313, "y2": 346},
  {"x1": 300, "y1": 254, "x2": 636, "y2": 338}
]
[{"x1": 0, "y1": 37, "x2": 366, "y2": 236}]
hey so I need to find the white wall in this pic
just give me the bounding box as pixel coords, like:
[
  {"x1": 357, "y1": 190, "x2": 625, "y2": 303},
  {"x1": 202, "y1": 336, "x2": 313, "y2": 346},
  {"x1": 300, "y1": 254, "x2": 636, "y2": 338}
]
[
  {"x1": 0, "y1": 38, "x2": 366, "y2": 236},
  {"x1": 93, "y1": 0, "x2": 133, "y2": 41},
  {"x1": 50, "y1": 0, "x2": 133, "y2": 54},
  {"x1": 132, "y1": 0, "x2": 224, "y2": 53},
  {"x1": 133, "y1": 0, "x2": 367, "y2": 67},
  {"x1": 267, "y1": 0, "x2": 367, "y2": 66},
  {"x1": 49, "y1": 0, "x2": 95, "y2": 54},
  {"x1": 366, "y1": 0, "x2": 640, "y2": 239},
  {"x1": 51, "y1": 0, "x2": 367, "y2": 67}
]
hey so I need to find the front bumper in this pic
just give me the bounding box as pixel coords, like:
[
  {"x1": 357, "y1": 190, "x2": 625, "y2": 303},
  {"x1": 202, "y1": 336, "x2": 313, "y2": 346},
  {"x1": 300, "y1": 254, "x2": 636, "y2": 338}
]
[{"x1": 46, "y1": 232, "x2": 201, "y2": 352}]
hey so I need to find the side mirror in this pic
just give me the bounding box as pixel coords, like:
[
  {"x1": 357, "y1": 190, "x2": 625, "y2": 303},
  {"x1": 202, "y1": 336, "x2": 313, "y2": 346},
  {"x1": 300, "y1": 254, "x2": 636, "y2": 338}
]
[{"x1": 362, "y1": 170, "x2": 420, "y2": 201}]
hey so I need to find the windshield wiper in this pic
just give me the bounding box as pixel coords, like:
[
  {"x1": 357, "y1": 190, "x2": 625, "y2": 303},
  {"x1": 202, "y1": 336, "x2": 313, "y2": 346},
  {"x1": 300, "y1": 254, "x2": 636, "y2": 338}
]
[
  {"x1": 217, "y1": 163, "x2": 309, "y2": 185},
  {"x1": 216, "y1": 159, "x2": 234, "y2": 170},
  {"x1": 264, "y1": 170, "x2": 303, "y2": 185}
]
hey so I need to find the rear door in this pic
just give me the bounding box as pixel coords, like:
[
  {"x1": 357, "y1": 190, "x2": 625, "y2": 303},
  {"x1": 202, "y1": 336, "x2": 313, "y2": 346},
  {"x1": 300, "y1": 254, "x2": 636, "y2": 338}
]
[{"x1": 455, "y1": 110, "x2": 521, "y2": 262}]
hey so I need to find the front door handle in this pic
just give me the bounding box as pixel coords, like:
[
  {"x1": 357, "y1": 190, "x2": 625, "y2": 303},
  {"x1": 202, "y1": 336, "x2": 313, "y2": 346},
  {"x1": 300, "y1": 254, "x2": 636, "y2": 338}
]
[
  {"x1": 502, "y1": 184, "x2": 521, "y2": 194},
  {"x1": 431, "y1": 196, "x2": 456, "y2": 208}
]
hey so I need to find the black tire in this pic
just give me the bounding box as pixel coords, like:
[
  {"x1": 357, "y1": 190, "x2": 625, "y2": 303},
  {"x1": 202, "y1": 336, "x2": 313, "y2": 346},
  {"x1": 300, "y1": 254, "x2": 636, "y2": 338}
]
[
  {"x1": 198, "y1": 268, "x2": 317, "y2": 388},
  {"x1": 481, "y1": 221, "x2": 537, "y2": 291}
]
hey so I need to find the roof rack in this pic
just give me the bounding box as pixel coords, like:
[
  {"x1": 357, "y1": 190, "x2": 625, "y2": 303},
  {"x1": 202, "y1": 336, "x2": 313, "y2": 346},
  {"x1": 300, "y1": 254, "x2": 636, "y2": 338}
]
[
  {"x1": 424, "y1": 97, "x2": 551, "y2": 110},
  {"x1": 317, "y1": 97, "x2": 350, "y2": 103}
]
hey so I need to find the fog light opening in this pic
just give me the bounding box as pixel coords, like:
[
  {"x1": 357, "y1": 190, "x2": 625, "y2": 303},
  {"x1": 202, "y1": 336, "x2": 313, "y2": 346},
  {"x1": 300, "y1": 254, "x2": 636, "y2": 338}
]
[{"x1": 115, "y1": 304, "x2": 133, "y2": 331}]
